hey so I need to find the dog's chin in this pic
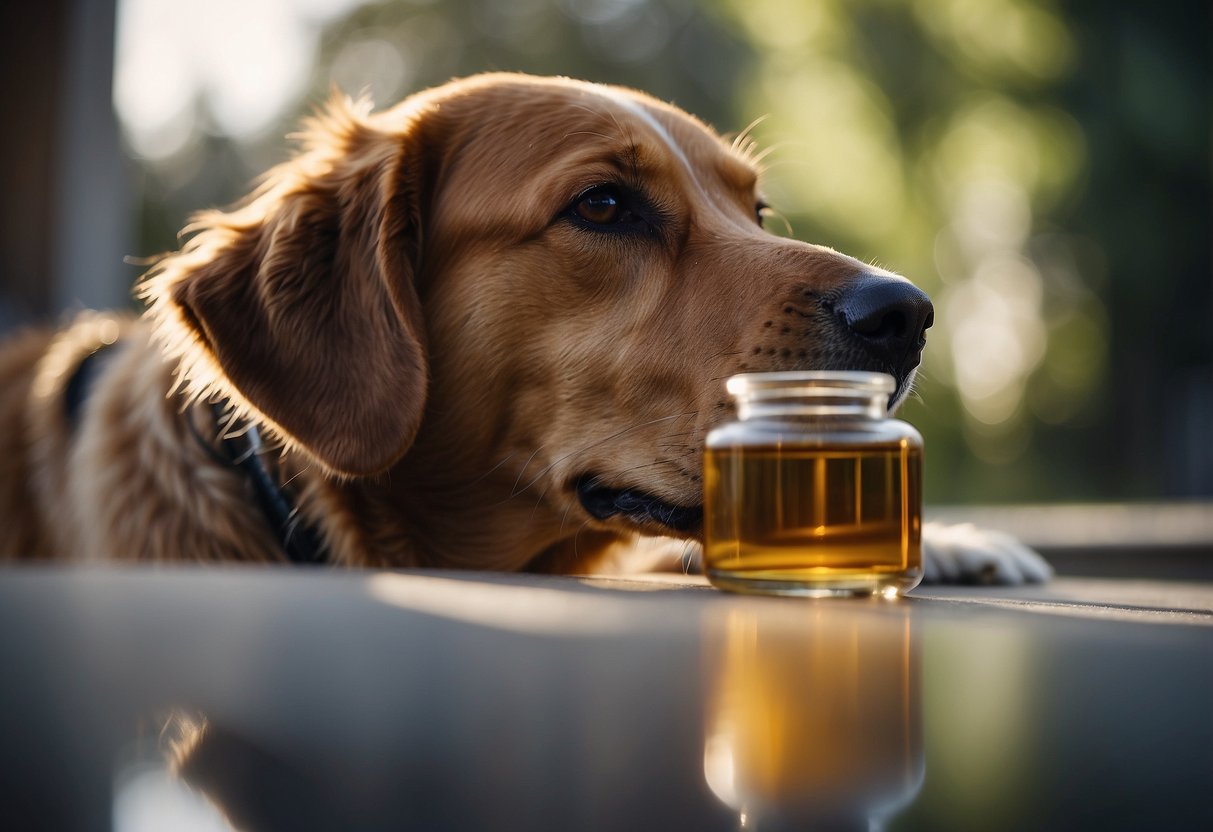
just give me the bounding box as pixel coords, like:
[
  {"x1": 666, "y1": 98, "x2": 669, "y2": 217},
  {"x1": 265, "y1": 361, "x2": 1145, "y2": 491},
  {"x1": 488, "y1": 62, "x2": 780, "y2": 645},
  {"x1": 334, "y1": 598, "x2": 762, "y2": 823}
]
[{"x1": 574, "y1": 475, "x2": 703, "y2": 538}]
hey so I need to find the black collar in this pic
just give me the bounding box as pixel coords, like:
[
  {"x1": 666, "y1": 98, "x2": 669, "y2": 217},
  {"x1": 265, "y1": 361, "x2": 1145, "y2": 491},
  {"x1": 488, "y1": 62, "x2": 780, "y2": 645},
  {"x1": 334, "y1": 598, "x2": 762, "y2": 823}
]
[
  {"x1": 63, "y1": 340, "x2": 327, "y2": 565},
  {"x1": 208, "y1": 404, "x2": 328, "y2": 565},
  {"x1": 64, "y1": 344, "x2": 115, "y2": 426}
]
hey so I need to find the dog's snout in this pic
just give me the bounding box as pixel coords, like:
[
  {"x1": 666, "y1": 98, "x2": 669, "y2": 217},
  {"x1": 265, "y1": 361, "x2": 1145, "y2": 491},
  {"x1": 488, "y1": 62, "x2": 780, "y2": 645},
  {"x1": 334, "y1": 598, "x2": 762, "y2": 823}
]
[{"x1": 836, "y1": 275, "x2": 934, "y2": 370}]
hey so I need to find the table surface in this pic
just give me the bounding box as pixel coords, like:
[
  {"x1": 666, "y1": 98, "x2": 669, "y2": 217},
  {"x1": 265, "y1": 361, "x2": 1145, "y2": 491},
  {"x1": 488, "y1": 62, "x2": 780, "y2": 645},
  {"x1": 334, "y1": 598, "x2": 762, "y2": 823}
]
[{"x1": 0, "y1": 567, "x2": 1209, "y2": 831}]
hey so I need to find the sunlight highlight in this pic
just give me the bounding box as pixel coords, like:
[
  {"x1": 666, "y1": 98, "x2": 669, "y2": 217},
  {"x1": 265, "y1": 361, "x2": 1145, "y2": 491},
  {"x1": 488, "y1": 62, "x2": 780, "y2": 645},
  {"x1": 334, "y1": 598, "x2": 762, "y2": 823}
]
[{"x1": 367, "y1": 573, "x2": 638, "y2": 636}]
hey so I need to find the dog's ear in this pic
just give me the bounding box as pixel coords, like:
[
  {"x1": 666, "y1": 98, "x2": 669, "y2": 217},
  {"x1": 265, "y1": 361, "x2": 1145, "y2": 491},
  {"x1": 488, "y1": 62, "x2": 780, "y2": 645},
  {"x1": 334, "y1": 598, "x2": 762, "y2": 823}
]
[{"x1": 142, "y1": 96, "x2": 431, "y2": 477}]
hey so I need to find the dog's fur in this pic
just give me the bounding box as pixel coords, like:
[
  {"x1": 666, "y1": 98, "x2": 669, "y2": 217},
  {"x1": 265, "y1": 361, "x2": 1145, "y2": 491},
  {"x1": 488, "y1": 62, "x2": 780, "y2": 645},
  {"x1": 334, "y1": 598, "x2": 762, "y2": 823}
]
[{"x1": 0, "y1": 74, "x2": 1048, "y2": 583}]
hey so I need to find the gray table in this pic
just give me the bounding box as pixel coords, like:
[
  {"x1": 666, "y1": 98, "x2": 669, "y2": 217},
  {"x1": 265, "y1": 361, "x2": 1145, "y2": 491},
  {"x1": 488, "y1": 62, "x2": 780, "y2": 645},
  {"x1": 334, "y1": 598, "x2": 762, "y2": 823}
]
[{"x1": 0, "y1": 568, "x2": 1209, "y2": 831}]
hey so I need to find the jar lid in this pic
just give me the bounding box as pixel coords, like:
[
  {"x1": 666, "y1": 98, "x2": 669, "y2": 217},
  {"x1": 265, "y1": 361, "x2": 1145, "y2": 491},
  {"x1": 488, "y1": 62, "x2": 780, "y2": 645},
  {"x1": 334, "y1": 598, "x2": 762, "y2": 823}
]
[{"x1": 726, "y1": 371, "x2": 895, "y2": 398}]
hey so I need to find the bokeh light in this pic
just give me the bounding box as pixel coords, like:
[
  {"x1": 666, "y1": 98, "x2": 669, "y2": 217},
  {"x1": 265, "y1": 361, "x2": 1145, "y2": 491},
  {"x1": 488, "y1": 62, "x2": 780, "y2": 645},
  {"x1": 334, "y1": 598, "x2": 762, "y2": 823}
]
[{"x1": 114, "y1": 0, "x2": 365, "y2": 158}]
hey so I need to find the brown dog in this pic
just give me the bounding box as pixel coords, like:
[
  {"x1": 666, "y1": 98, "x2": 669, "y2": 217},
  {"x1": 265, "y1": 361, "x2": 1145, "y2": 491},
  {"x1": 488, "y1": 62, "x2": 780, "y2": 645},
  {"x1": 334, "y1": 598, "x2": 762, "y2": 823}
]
[{"x1": 0, "y1": 74, "x2": 1048, "y2": 582}]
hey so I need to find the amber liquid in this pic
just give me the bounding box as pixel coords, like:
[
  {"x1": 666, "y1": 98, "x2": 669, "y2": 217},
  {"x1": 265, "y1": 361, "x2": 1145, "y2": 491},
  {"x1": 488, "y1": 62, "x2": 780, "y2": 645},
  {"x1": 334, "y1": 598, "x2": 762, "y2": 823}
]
[{"x1": 703, "y1": 441, "x2": 922, "y2": 595}]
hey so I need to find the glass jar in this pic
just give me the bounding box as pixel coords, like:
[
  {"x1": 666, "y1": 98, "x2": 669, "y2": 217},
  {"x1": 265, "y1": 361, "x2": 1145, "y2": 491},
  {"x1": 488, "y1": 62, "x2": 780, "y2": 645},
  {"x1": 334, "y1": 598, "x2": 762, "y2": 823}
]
[{"x1": 703, "y1": 371, "x2": 923, "y2": 597}]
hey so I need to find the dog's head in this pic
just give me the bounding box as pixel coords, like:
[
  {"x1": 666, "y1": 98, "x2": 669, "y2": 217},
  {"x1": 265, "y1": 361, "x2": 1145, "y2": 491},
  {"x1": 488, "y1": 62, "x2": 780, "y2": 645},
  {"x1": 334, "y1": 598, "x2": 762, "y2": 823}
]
[{"x1": 143, "y1": 73, "x2": 932, "y2": 568}]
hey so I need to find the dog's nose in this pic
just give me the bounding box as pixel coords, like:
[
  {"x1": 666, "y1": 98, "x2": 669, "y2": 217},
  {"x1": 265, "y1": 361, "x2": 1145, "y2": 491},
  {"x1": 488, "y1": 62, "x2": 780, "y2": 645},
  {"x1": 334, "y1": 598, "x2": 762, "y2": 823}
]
[{"x1": 836, "y1": 275, "x2": 934, "y2": 371}]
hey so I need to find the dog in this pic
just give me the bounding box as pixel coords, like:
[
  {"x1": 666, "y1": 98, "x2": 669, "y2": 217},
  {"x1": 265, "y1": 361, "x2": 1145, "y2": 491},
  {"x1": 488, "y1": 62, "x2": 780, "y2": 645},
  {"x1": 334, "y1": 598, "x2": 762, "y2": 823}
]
[{"x1": 0, "y1": 73, "x2": 1049, "y2": 584}]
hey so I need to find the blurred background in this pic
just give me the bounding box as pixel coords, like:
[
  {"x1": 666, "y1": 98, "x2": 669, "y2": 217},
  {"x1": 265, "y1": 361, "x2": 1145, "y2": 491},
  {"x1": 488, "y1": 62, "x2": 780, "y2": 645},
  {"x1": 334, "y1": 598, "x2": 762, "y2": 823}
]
[{"x1": 1, "y1": 0, "x2": 1209, "y2": 507}]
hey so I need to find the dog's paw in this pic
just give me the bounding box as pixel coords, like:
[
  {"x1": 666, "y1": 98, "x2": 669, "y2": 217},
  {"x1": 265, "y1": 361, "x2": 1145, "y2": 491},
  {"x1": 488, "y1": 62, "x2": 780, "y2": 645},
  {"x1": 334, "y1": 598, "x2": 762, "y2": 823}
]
[{"x1": 921, "y1": 522, "x2": 1052, "y2": 585}]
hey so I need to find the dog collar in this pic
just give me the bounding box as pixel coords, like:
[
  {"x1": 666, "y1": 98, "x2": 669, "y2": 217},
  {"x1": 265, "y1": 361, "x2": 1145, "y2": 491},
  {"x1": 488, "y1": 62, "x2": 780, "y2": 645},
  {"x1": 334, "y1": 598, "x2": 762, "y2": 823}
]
[
  {"x1": 209, "y1": 403, "x2": 328, "y2": 565},
  {"x1": 64, "y1": 340, "x2": 327, "y2": 565},
  {"x1": 64, "y1": 343, "x2": 117, "y2": 428}
]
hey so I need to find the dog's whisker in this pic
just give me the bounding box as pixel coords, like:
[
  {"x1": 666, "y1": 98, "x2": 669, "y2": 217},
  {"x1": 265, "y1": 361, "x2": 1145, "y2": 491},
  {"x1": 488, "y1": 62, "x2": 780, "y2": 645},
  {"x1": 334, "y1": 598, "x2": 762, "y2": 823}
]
[
  {"x1": 600, "y1": 104, "x2": 628, "y2": 148},
  {"x1": 616, "y1": 458, "x2": 675, "y2": 474},
  {"x1": 656, "y1": 442, "x2": 695, "y2": 450},
  {"x1": 729, "y1": 114, "x2": 769, "y2": 152},
  {"x1": 449, "y1": 452, "x2": 519, "y2": 495},
  {"x1": 510, "y1": 446, "x2": 543, "y2": 496},
  {"x1": 563, "y1": 130, "x2": 616, "y2": 142},
  {"x1": 766, "y1": 207, "x2": 795, "y2": 237},
  {"x1": 751, "y1": 140, "x2": 792, "y2": 167},
  {"x1": 557, "y1": 493, "x2": 578, "y2": 536},
  {"x1": 529, "y1": 479, "x2": 554, "y2": 523},
  {"x1": 681, "y1": 541, "x2": 699, "y2": 575},
  {"x1": 751, "y1": 157, "x2": 806, "y2": 176},
  {"x1": 567, "y1": 102, "x2": 624, "y2": 144},
  {"x1": 280, "y1": 467, "x2": 307, "y2": 489},
  {"x1": 571, "y1": 518, "x2": 595, "y2": 562}
]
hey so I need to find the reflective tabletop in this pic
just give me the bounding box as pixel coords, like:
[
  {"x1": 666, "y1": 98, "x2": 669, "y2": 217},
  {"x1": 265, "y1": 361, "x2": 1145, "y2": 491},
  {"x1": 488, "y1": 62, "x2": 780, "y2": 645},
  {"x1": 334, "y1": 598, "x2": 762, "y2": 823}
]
[{"x1": 0, "y1": 568, "x2": 1209, "y2": 831}]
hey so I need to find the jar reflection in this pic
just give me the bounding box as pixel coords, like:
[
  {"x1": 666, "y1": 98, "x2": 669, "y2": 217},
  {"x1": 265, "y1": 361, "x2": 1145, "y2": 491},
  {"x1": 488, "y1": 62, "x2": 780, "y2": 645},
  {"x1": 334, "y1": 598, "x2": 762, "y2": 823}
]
[{"x1": 703, "y1": 605, "x2": 923, "y2": 830}]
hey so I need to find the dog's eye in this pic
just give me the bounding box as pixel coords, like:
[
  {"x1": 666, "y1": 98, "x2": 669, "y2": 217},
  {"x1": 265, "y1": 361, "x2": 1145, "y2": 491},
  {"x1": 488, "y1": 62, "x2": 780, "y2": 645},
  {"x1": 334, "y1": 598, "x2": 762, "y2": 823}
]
[
  {"x1": 575, "y1": 186, "x2": 624, "y2": 225},
  {"x1": 756, "y1": 200, "x2": 769, "y2": 228},
  {"x1": 570, "y1": 185, "x2": 647, "y2": 230}
]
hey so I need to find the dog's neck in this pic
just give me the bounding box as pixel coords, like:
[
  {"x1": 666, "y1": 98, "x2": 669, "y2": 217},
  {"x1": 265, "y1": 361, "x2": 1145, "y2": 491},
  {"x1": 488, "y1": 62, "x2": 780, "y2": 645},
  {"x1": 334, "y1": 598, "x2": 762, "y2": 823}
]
[{"x1": 203, "y1": 405, "x2": 326, "y2": 565}]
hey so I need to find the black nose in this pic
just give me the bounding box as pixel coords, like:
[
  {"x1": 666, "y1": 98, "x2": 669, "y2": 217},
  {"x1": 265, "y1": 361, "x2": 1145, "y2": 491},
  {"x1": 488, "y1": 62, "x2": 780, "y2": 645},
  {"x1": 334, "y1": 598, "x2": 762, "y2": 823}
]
[{"x1": 836, "y1": 275, "x2": 934, "y2": 371}]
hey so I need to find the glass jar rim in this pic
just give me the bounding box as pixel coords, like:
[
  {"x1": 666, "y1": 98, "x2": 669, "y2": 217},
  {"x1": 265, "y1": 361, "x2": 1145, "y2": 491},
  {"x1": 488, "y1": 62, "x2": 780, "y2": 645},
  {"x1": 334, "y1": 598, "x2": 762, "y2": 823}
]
[{"x1": 726, "y1": 370, "x2": 895, "y2": 398}]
